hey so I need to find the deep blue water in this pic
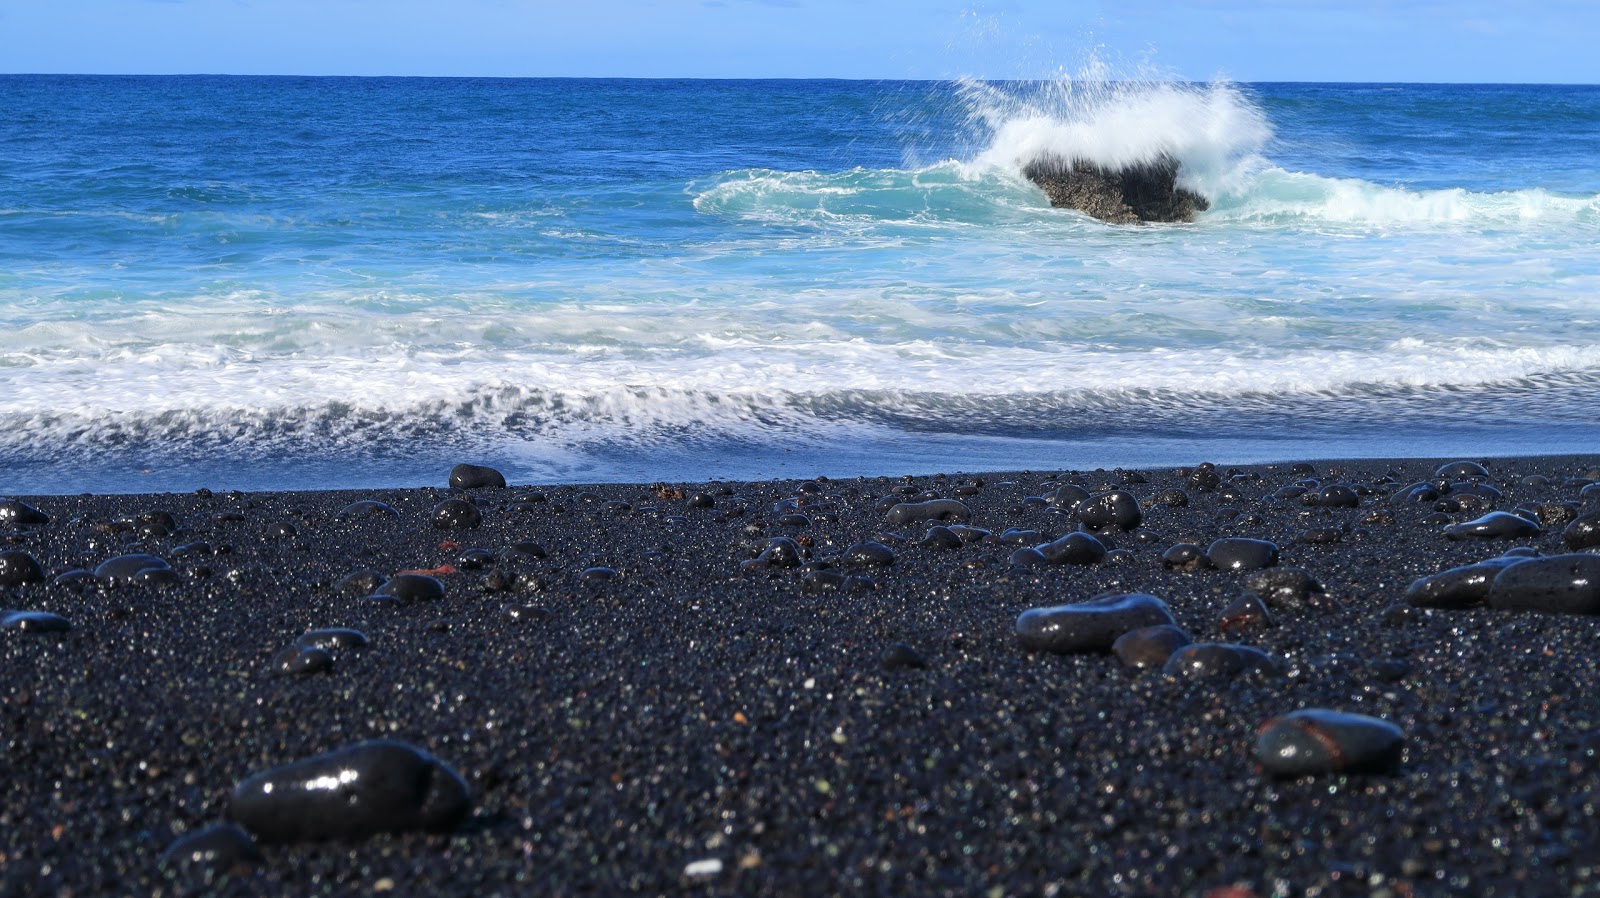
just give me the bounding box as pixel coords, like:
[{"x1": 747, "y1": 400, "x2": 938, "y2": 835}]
[{"x1": 2, "y1": 75, "x2": 1599, "y2": 493}]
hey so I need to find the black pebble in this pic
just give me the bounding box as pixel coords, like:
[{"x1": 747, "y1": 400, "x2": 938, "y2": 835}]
[
  {"x1": 370, "y1": 574, "x2": 446, "y2": 603},
  {"x1": 1161, "y1": 543, "x2": 1210, "y2": 570},
  {"x1": 1255, "y1": 709, "x2": 1404, "y2": 777},
  {"x1": 1111, "y1": 624, "x2": 1192, "y2": 670},
  {"x1": 1435, "y1": 460, "x2": 1490, "y2": 479},
  {"x1": 336, "y1": 500, "x2": 399, "y2": 520},
  {"x1": 1076, "y1": 491, "x2": 1143, "y2": 531},
  {"x1": 1487, "y1": 554, "x2": 1600, "y2": 614},
  {"x1": 450, "y1": 463, "x2": 507, "y2": 490},
  {"x1": 0, "y1": 550, "x2": 45, "y2": 588},
  {"x1": 271, "y1": 645, "x2": 334, "y2": 677},
  {"x1": 1445, "y1": 511, "x2": 1540, "y2": 540},
  {"x1": 579, "y1": 566, "x2": 619, "y2": 584},
  {"x1": 336, "y1": 569, "x2": 387, "y2": 598},
  {"x1": 844, "y1": 542, "x2": 895, "y2": 567},
  {"x1": 1033, "y1": 532, "x2": 1107, "y2": 565},
  {"x1": 0, "y1": 499, "x2": 49, "y2": 525},
  {"x1": 1015, "y1": 593, "x2": 1174, "y2": 653},
  {"x1": 918, "y1": 526, "x2": 964, "y2": 550},
  {"x1": 1565, "y1": 511, "x2": 1600, "y2": 551},
  {"x1": 881, "y1": 642, "x2": 928, "y2": 670},
  {"x1": 1245, "y1": 567, "x2": 1335, "y2": 612},
  {"x1": 1406, "y1": 556, "x2": 1526, "y2": 609},
  {"x1": 93, "y1": 554, "x2": 171, "y2": 586},
  {"x1": 1217, "y1": 593, "x2": 1275, "y2": 634},
  {"x1": 295, "y1": 628, "x2": 370, "y2": 651},
  {"x1": 432, "y1": 499, "x2": 482, "y2": 530},
  {"x1": 228, "y1": 740, "x2": 472, "y2": 843},
  {"x1": 1, "y1": 610, "x2": 71, "y2": 633},
  {"x1": 1163, "y1": 643, "x2": 1280, "y2": 679},
  {"x1": 1301, "y1": 485, "x2": 1360, "y2": 508},
  {"x1": 1206, "y1": 537, "x2": 1279, "y2": 571},
  {"x1": 159, "y1": 823, "x2": 262, "y2": 880},
  {"x1": 885, "y1": 499, "x2": 970, "y2": 526}
]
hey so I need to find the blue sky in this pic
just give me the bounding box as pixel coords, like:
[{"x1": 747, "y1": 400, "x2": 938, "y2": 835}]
[{"x1": 3, "y1": 0, "x2": 1597, "y2": 83}]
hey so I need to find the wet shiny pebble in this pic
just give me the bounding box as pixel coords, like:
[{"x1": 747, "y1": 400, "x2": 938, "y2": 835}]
[
  {"x1": 1445, "y1": 511, "x2": 1540, "y2": 540},
  {"x1": 1013, "y1": 532, "x2": 1106, "y2": 567},
  {"x1": 1406, "y1": 556, "x2": 1526, "y2": 609},
  {"x1": 1076, "y1": 491, "x2": 1143, "y2": 531},
  {"x1": 295, "y1": 628, "x2": 370, "y2": 651},
  {"x1": 1, "y1": 610, "x2": 71, "y2": 633},
  {"x1": 0, "y1": 499, "x2": 49, "y2": 525},
  {"x1": 1487, "y1": 554, "x2": 1600, "y2": 614},
  {"x1": 431, "y1": 498, "x2": 482, "y2": 530},
  {"x1": 228, "y1": 740, "x2": 471, "y2": 843},
  {"x1": 336, "y1": 569, "x2": 387, "y2": 597},
  {"x1": 1161, "y1": 543, "x2": 1210, "y2": 570},
  {"x1": 1111, "y1": 624, "x2": 1192, "y2": 670},
  {"x1": 881, "y1": 642, "x2": 928, "y2": 670},
  {"x1": 93, "y1": 553, "x2": 171, "y2": 586},
  {"x1": 1015, "y1": 593, "x2": 1174, "y2": 654},
  {"x1": 1255, "y1": 709, "x2": 1404, "y2": 777},
  {"x1": 1217, "y1": 593, "x2": 1275, "y2": 634},
  {"x1": 159, "y1": 823, "x2": 262, "y2": 880},
  {"x1": 1164, "y1": 643, "x2": 1280, "y2": 679},
  {"x1": 1206, "y1": 537, "x2": 1279, "y2": 571},
  {"x1": 271, "y1": 645, "x2": 334, "y2": 677},
  {"x1": 449, "y1": 463, "x2": 506, "y2": 490},
  {"x1": 579, "y1": 566, "x2": 619, "y2": 584},
  {"x1": 336, "y1": 500, "x2": 399, "y2": 520},
  {"x1": 0, "y1": 550, "x2": 45, "y2": 588},
  {"x1": 1565, "y1": 511, "x2": 1600, "y2": 551},
  {"x1": 1301, "y1": 485, "x2": 1360, "y2": 508},
  {"x1": 370, "y1": 574, "x2": 445, "y2": 603},
  {"x1": 1245, "y1": 567, "x2": 1335, "y2": 612},
  {"x1": 885, "y1": 499, "x2": 970, "y2": 526},
  {"x1": 844, "y1": 541, "x2": 895, "y2": 567},
  {"x1": 743, "y1": 537, "x2": 803, "y2": 571}
]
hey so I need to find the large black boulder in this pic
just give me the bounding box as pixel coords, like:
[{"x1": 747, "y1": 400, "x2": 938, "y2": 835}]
[{"x1": 1023, "y1": 154, "x2": 1209, "y2": 224}]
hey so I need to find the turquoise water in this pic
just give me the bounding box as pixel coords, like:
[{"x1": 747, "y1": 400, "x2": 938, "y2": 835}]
[{"x1": 2, "y1": 76, "x2": 1599, "y2": 492}]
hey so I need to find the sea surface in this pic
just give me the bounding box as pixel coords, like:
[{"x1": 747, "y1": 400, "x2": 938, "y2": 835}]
[{"x1": 2, "y1": 75, "x2": 1599, "y2": 493}]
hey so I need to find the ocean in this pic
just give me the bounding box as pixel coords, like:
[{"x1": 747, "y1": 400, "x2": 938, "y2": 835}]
[{"x1": 2, "y1": 75, "x2": 1598, "y2": 494}]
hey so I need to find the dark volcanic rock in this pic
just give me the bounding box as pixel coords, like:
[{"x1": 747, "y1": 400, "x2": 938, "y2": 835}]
[
  {"x1": 335, "y1": 500, "x2": 399, "y2": 520},
  {"x1": 159, "y1": 822, "x2": 262, "y2": 880},
  {"x1": 0, "y1": 550, "x2": 45, "y2": 588},
  {"x1": 881, "y1": 642, "x2": 929, "y2": 670},
  {"x1": 1022, "y1": 154, "x2": 1209, "y2": 224},
  {"x1": 271, "y1": 645, "x2": 335, "y2": 677},
  {"x1": 370, "y1": 574, "x2": 446, "y2": 603},
  {"x1": 295, "y1": 628, "x2": 370, "y2": 651},
  {"x1": 1565, "y1": 510, "x2": 1600, "y2": 551},
  {"x1": 449, "y1": 463, "x2": 507, "y2": 490},
  {"x1": 431, "y1": 498, "x2": 482, "y2": 530},
  {"x1": 1033, "y1": 532, "x2": 1108, "y2": 566},
  {"x1": 1255, "y1": 709, "x2": 1404, "y2": 777},
  {"x1": 1244, "y1": 567, "x2": 1334, "y2": 612},
  {"x1": 1111, "y1": 624, "x2": 1193, "y2": 670},
  {"x1": 229, "y1": 740, "x2": 471, "y2": 843},
  {"x1": 1206, "y1": 537, "x2": 1279, "y2": 572},
  {"x1": 1217, "y1": 593, "x2": 1275, "y2": 634},
  {"x1": 1405, "y1": 556, "x2": 1527, "y2": 609},
  {"x1": 93, "y1": 553, "x2": 171, "y2": 586},
  {"x1": 1445, "y1": 511, "x2": 1540, "y2": 541},
  {"x1": 1486, "y1": 554, "x2": 1600, "y2": 614},
  {"x1": 885, "y1": 499, "x2": 970, "y2": 526},
  {"x1": 0, "y1": 498, "x2": 49, "y2": 525},
  {"x1": 1, "y1": 609, "x2": 71, "y2": 633},
  {"x1": 1163, "y1": 643, "x2": 1280, "y2": 679},
  {"x1": 1015, "y1": 593, "x2": 1174, "y2": 653},
  {"x1": 1076, "y1": 491, "x2": 1143, "y2": 531}
]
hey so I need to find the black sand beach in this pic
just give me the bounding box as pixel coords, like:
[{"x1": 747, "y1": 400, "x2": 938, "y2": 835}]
[{"x1": 5, "y1": 455, "x2": 1600, "y2": 896}]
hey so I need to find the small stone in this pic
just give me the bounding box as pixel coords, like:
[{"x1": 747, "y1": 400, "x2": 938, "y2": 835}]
[
  {"x1": 271, "y1": 645, "x2": 334, "y2": 677},
  {"x1": 579, "y1": 566, "x2": 619, "y2": 584},
  {"x1": 508, "y1": 541, "x2": 547, "y2": 559},
  {"x1": 228, "y1": 740, "x2": 471, "y2": 843},
  {"x1": 294, "y1": 628, "x2": 370, "y2": 651},
  {"x1": 1445, "y1": 511, "x2": 1540, "y2": 540},
  {"x1": 743, "y1": 537, "x2": 803, "y2": 570},
  {"x1": 335, "y1": 500, "x2": 399, "y2": 520},
  {"x1": 370, "y1": 574, "x2": 445, "y2": 603},
  {"x1": 1151, "y1": 489, "x2": 1190, "y2": 508},
  {"x1": 918, "y1": 526, "x2": 964, "y2": 550},
  {"x1": 1076, "y1": 491, "x2": 1143, "y2": 531},
  {"x1": 1565, "y1": 511, "x2": 1600, "y2": 551},
  {"x1": 1046, "y1": 483, "x2": 1091, "y2": 510},
  {"x1": 1245, "y1": 567, "x2": 1334, "y2": 612},
  {"x1": 0, "y1": 550, "x2": 45, "y2": 588},
  {"x1": 844, "y1": 542, "x2": 895, "y2": 567},
  {"x1": 1206, "y1": 537, "x2": 1279, "y2": 571},
  {"x1": 449, "y1": 463, "x2": 507, "y2": 490},
  {"x1": 1405, "y1": 557, "x2": 1527, "y2": 609},
  {"x1": 1033, "y1": 532, "x2": 1107, "y2": 566},
  {"x1": 1435, "y1": 461, "x2": 1490, "y2": 480},
  {"x1": 885, "y1": 499, "x2": 971, "y2": 526},
  {"x1": 94, "y1": 554, "x2": 171, "y2": 586},
  {"x1": 1217, "y1": 593, "x2": 1275, "y2": 634},
  {"x1": 1015, "y1": 593, "x2": 1174, "y2": 653},
  {"x1": 336, "y1": 569, "x2": 386, "y2": 598},
  {"x1": 1486, "y1": 554, "x2": 1600, "y2": 614},
  {"x1": 1111, "y1": 624, "x2": 1192, "y2": 670},
  {"x1": 881, "y1": 642, "x2": 928, "y2": 670},
  {"x1": 1255, "y1": 709, "x2": 1404, "y2": 777},
  {"x1": 1301, "y1": 485, "x2": 1360, "y2": 508},
  {"x1": 431, "y1": 499, "x2": 482, "y2": 530},
  {"x1": 1161, "y1": 543, "x2": 1210, "y2": 570},
  {"x1": 1, "y1": 610, "x2": 71, "y2": 633},
  {"x1": 159, "y1": 823, "x2": 262, "y2": 880},
  {"x1": 1164, "y1": 643, "x2": 1280, "y2": 679},
  {"x1": 0, "y1": 499, "x2": 49, "y2": 525}
]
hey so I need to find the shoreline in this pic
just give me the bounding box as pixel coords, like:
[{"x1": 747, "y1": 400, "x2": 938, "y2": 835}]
[{"x1": 5, "y1": 453, "x2": 1600, "y2": 895}]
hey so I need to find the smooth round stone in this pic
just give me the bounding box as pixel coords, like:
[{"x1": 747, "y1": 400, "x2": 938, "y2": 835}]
[
  {"x1": 271, "y1": 645, "x2": 334, "y2": 677},
  {"x1": 881, "y1": 642, "x2": 928, "y2": 670},
  {"x1": 1487, "y1": 554, "x2": 1600, "y2": 614},
  {"x1": 1405, "y1": 556, "x2": 1527, "y2": 609},
  {"x1": 1255, "y1": 709, "x2": 1404, "y2": 777},
  {"x1": 843, "y1": 542, "x2": 895, "y2": 567},
  {"x1": 1111, "y1": 624, "x2": 1192, "y2": 670},
  {"x1": 1164, "y1": 643, "x2": 1280, "y2": 679},
  {"x1": 802, "y1": 570, "x2": 846, "y2": 592},
  {"x1": 456, "y1": 548, "x2": 495, "y2": 570},
  {"x1": 1009, "y1": 546, "x2": 1049, "y2": 567},
  {"x1": 0, "y1": 550, "x2": 45, "y2": 588},
  {"x1": 503, "y1": 603, "x2": 552, "y2": 623},
  {"x1": 998, "y1": 528, "x2": 1047, "y2": 546},
  {"x1": 507, "y1": 541, "x2": 547, "y2": 559},
  {"x1": 295, "y1": 628, "x2": 370, "y2": 651},
  {"x1": 1185, "y1": 464, "x2": 1222, "y2": 491},
  {"x1": 1161, "y1": 543, "x2": 1210, "y2": 570},
  {"x1": 228, "y1": 740, "x2": 471, "y2": 843},
  {"x1": 743, "y1": 537, "x2": 803, "y2": 570},
  {"x1": 1217, "y1": 593, "x2": 1275, "y2": 634},
  {"x1": 0, "y1": 499, "x2": 49, "y2": 525},
  {"x1": 431, "y1": 499, "x2": 482, "y2": 530},
  {"x1": 1245, "y1": 567, "x2": 1333, "y2": 612},
  {"x1": 1565, "y1": 511, "x2": 1600, "y2": 551},
  {"x1": 1206, "y1": 537, "x2": 1279, "y2": 572},
  {"x1": 579, "y1": 566, "x2": 619, "y2": 584},
  {"x1": 370, "y1": 574, "x2": 445, "y2": 603},
  {"x1": 885, "y1": 499, "x2": 970, "y2": 526},
  {"x1": 1389, "y1": 481, "x2": 1440, "y2": 504},
  {"x1": 687, "y1": 493, "x2": 715, "y2": 509},
  {"x1": 1296, "y1": 527, "x2": 1343, "y2": 545},
  {"x1": 1151, "y1": 489, "x2": 1190, "y2": 508},
  {"x1": 1033, "y1": 532, "x2": 1107, "y2": 566},
  {"x1": 1076, "y1": 491, "x2": 1143, "y2": 531},
  {"x1": 1301, "y1": 485, "x2": 1360, "y2": 508},
  {"x1": 335, "y1": 500, "x2": 398, "y2": 520},
  {"x1": 1, "y1": 610, "x2": 71, "y2": 633},
  {"x1": 449, "y1": 463, "x2": 507, "y2": 490},
  {"x1": 1015, "y1": 593, "x2": 1174, "y2": 654},
  {"x1": 918, "y1": 526, "x2": 963, "y2": 550},
  {"x1": 51, "y1": 569, "x2": 96, "y2": 589},
  {"x1": 93, "y1": 553, "x2": 170, "y2": 586},
  {"x1": 1445, "y1": 511, "x2": 1541, "y2": 540},
  {"x1": 159, "y1": 822, "x2": 262, "y2": 879},
  {"x1": 1435, "y1": 460, "x2": 1491, "y2": 480},
  {"x1": 336, "y1": 569, "x2": 386, "y2": 598},
  {"x1": 1046, "y1": 483, "x2": 1091, "y2": 509}
]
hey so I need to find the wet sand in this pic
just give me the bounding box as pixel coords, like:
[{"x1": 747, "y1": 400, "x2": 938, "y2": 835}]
[{"x1": 3, "y1": 455, "x2": 1600, "y2": 897}]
